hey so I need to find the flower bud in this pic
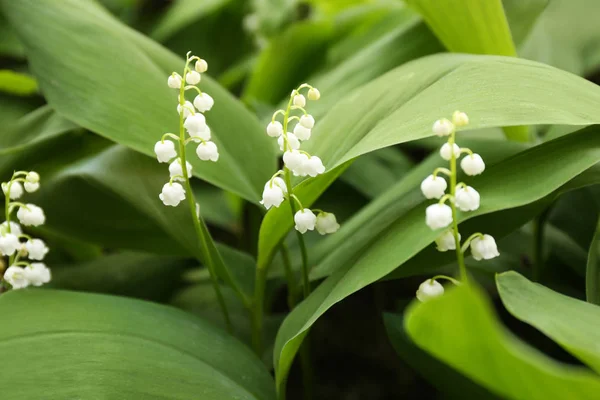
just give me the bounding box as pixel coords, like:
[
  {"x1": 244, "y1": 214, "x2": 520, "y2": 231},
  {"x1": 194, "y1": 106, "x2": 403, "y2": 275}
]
[
  {"x1": 455, "y1": 185, "x2": 480, "y2": 211},
  {"x1": 169, "y1": 159, "x2": 193, "y2": 181},
  {"x1": 294, "y1": 209, "x2": 316, "y2": 233},
  {"x1": 299, "y1": 114, "x2": 315, "y2": 129},
  {"x1": 307, "y1": 88, "x2": 320, "y2": 101},
  {"x1": 283, "y1": 150, "x2": 306, "y2": 172},
  {"x1": 26, "y1": 171, "x2": 40, "y2": 183},
  {"x1": 416, "y1": 279, "x2": 444, "y2": 302},
  {"x1": 186, "y1": 71, "x2": 201, "y2": 85},
  {"x1": 167, "y1": 73, "x2": 182, "y2": 89},
  {"x1": 159, "y1": 182, "x2": 186, "y2": 207},
  {"x1": 195, "y1": 59, "x2": 208, "y2": 73},
  {"x1": 278, "y1": 133, "x2": 300, "y2": 151},
  {"x1": 432, "y1": 119, "x2": 454, "y2": 137},
  {"x1": 460, "y1": 153, "x2": 485, "y2": 176},
  {"x1": 420, "y1": 175, "x2": 447, "y2": 199},
  {"x1": 425, "y1": 203, "x2": 452, "y2": 230},
  {"x1": 452, "y1": 111, "x2": 469, "y2": 127},
  {"x1": 293, "y1": 94, "x2": 306, "y2": 108},
  {"x1": 440, "y1": 143, "x2": 461, "y2": 161},
  {"x1": 293, "y1": 123, "x2": 311, "y2": 141},
  {"x1": 315, "y1": 212, "x2": 340, "y2": 235},
  {"x1": 435, "y1": 230, "x2": 459, "y2": 252},
  {"x1": 196, "y1": 141, "x2": 219, "y2": 162},
  {"x1": 24, "y1": 182, "x2": 39, "y2": 193},
  {"x1": 184, "y1": 113, "x2": 207, "y2": 134},
  {"x1": 267, "y1": 121, "x2": 284, "y2": 137},
  {"x1": 177, "y1": 101, "x2": 194, "y2": 118},
  {"x1": 2, "y1": 182, "x2": 23, "y2": 200}
]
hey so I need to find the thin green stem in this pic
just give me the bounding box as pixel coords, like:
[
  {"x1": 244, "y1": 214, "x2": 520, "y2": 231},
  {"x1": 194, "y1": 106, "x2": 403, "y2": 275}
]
[
  {"x1": 448, "y1": 131, "x2": 468, "y2": 282},
  {"x1": 281, "y1": 244, "x2": 297, "y2": 310},
  {"x1": 179, "y1": 57, "x2": 232, "y2": 333}
]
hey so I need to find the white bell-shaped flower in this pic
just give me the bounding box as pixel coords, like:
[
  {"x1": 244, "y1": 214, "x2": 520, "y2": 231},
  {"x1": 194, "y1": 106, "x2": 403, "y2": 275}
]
[
  {"x1": 196, "y1": 141, "x2": 219, "y2": 162},
  {"x1": 0, "y1": 233, "x2": 20, "y2": 256},
  {"x1": 0, "y1": 221, "x2": 21, "y2": 236},
  {"x1": 177, "y1": 101, "x2": 194, "y2": 118},
  {"x1": 283, "y1": 150, "x2": 307, "y2": 172},
  {"x1": 3, "y1": 266, "x2": 29, "y2": 289},
  {"x1": 315, "y1": 213, "x2": 340, "y2": 235},
  {"x1": 470, "y1": 234, "x2": 500, "y2": 260},
  {"x1": 416, "y1": 279, "x2": 444, "y2": 302},
  {"x1": 195, "y1": 59, "x2": 208, "y2": 73},
  {"x1": 24, "y1": 182, "x2": 39, "y2": 193},
  {"x1": 304, "y1": 156, "x2": 325, "y2": 177},
  {"x1": 267, "y1": 121, "x2": 284, "y2": 137},
  {"x1": 24, "y1": 263, "x2": 51, "y2": 286},
  {"x1": 154, "y1": 140, "x2": 177, "y2": 163},
  {"x1": 159, "y1": 182, "x2": 186, "y2": 207},
  {"x1": 2, "y1": 182, "x2": 23, "y2": 200},
  {"x1": 452, "y1": 111, "x2": 469, "y2": 127},
  {"x1": 193, "y1": 93, "x2": 214, "y2": 113},
  {"x1": 425, "y1": 203, "x2": 452, "y2": 230},
  {"x1": 461, "y1": 154, "x2": 485, "y2": 176},
  {"x1": 16, "y1": 204, "x2": 45, "y2": 226},
  {"x1": 435, "y1": 230, "x2": 459, "y2": 252},
  {"x1": 299, "y1": 114, "x2": 315, "y2": 129},
  {"x1": 167, "y1": 73, "x2": 182, "y2": 89},
  {"x1": 24, "y1": 238, "x2": 49, "y2": 260},
  {"x1": 455, "y1": 185, "x2": 480, "y2": 211},
  {"x1": 169, "y1": 159, "x2": 193, "y2": 181},
  {"x1": 186, "y1": 71, "x2": 201, "y2": 85},
  {"x1": 307, "y1": 88, "x2": 320, "y2": 101},
  {"x1": 183, "y1": 113, "x2": 207, "y2": 134},
  {"x1": 294, "y1": 209, "x2": 316, "y2": 233},
  {"x1": 432, "y1": 119, "x2": 454, "y2": 137},
  {"x1": 260, "y1": 177, "x2": 287, "y2": 210},
  {"x1": 293, "y1": 94, "x2": 306, "y2": 108},
  {"x1": 189, "y1": 125, "x2": 211, "y2": 142},
  {"x1": 420, "y1": 175, "x2": 447, "y2": 199},
  {"x1": 440, "y1": 143, "x2": 461, "y2": 161},
  {"x1": 26, "y1": 171, "x2": 40, "y2": 183},
  {"x1": 278, "y1": 133, "x2": 300, "y2": 151},
  {"x1": 293, "y1": 123, "x2": 311, "y2": 141}
]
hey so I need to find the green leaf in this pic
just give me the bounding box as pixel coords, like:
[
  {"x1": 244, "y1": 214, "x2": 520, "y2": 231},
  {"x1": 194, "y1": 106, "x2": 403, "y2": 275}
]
[
  {"x1": 498, "y1": 271, "x2": 600, "y2": 374},
  {"x1": 384, "y1": 314, "x2": 502, "y2": 400},
  {"x1": 587, "y1": 217, "x2": 600, "y2": 304},
  {"x1": 273, "y1": 126, "x2": 600, "y2": 393},
  {"x1": 0, "y1": 69, "x2": 38, "y2": 96},
  {"x1": 0, "y1": 289, "x2": 276, "y2": 399},
  {"x1": 503, "y1": 0, "x2": 548, "y2": 46},
  {"x1": 2, "y1": 0, "x2": 276, "y2": 203},
  {"x1": 405, "y1": 284, "x2": 600, "y2": 400}
]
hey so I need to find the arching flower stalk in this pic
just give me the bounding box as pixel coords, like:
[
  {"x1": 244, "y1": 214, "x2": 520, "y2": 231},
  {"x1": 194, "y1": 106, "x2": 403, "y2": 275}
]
[
  {"x1": 0, "y1": 171, "x2": 51, "y2": 291},
  {"x1": 417, "y1": 111, "x2": 500, "y2": 301},
  {"x1": 156, "y1": 52, "x2": 231, "y2": 331}
]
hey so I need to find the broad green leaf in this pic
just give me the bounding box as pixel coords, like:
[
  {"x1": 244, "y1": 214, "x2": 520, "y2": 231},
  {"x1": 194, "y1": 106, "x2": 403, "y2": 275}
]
[
  {"x1": 0, "y1": 289, "x2": 276, "y2": 400},
  {"x1": 0, "y1": 10, "x2": 24, "y2": 57},
  {"x1": 498, "y1": 271, "x2": 600, "y2": 374},
  {"x1": 274, "y1": 126, "x2": 600, "y2": 393},
  {"x1": 0, "y1": 69, "x2": 37, "y2": 96},
  {"x1": 150, "y1": 0, "x2": 231, "y2": 42},
  {"x1": 2, "y1": 0, "x2": 276, "y2": 203},
  {"x1": 587, "y1": 217, "x2": 600, "y2": 304},
  {"x1": 405, "y1": 284, "x2": 600, "y2": 400},
  {"x1": 384, "y1": 314, "x2": 502, "y2": 400},
  {"x1": 503, "y1": 0, "x2": 548, "y2": 46}
]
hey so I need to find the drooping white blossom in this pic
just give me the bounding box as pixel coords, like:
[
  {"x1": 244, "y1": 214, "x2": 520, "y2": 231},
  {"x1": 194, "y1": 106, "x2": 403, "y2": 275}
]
[
  {"x1": 167, "y1": 73, "x2": 182, "y2": 89},
  {"x1": 193, "y1": 93, "x2": 214, "y2": 113},
  {"x1": 183, "y1": 113, "x2": 207, "y2": 135},
  {"x1": 260, "y1": 177, "x2": 287, "y2": 210},
  {"x1": 416, "y1": 279, "x2": 444, "y2": 302},
  {"x1": 3, "y1": 266, "x2": 29, "y2": 289},
  {"x1": 455, "y1": 185, "x2": 480, "y2": 211},
  {"x1": 186, "y1": 70, "x2": 201, "y2": 85},
  {"x1": 0, "y1": 233, "x2": 20, "y2": 256},
  {"x1": 440, "y1": 143, "x2": 461, "y2": 161},
  {"x1": 435, "y1": 230, "x2": 459, "y2": 252},
  {"x1": 24, "y1": 263, "x2": 51, "y2": 286},
  {"x1": 16, "y1": 204, "x2": 45, "y2": 226},
  {"x1": 293, "y1": 94, "x2": 306, "y2": 108},
  {"x1": 293, "y1": 123, "x2": 311, "y2": 141},
  {"x1": 452, "y1": 111, "x2": 469, "y2": 127},
  {"x1": 432, "y1": 119, "x2": 454, "y2": 137},
  {"x1": 420, "y1": 175, "x2": 447, "y2": 199},
  {"x1": 278, "y1": 133, "x2": 300, "y2": 151},
  {"x1": 0, "y1": 221, "x2": 21, "y2": 236},
  {"x1": 154, "y1": 140, "x2": 178, "y2": 163},
  {"x1": 425, "y1": 203, "x2": 453, "y2": 230},
  {"x1": 2, "y1": 182, "x2": 23, "y2": 200},
  {"x1": 267, "y1": 121, "x2": 284, "y2": 137},
  {"x1": 461, "y1": 153, "x2": 485, "y2": 176},
  {"x1": 189, "y1": 125, "x2": 211, "y2": 142},
  {"x1": 470, "y1": 234, "x2": 500, "y2": 260},
  {"x1": 303, "y1": 156, "x2": 325, "y2": 177},
  {"x1": 26, "y1": 172, "x2": 40, "y2": 183},
  {"x1": 294, "y1": 209, "x2": 316, "y2": 233},
  {"x1": 299, "y1": 114, "x2": 315, "y2": 129},
  {"x1": 196, "y1": 141, "x2": 219, "y2": 162},
  {"x1": 159, "y1": 182, "x2": 186, "y2": 207},
  {"x1": 169, "y1": 159, "x2": 193, "y2": 181},
  {"x1": 24, "y1": 239, "x2": 49, "y2": 260},
  {"x1": 24, "y1": 182, "x2": 39, "y2": 193},
  {"x1": 307, "y1": 88, "x2": 320, "y2": 101},
  {"x1": 283, "y1": 150, "x2": 308, "y2": 173},
  {"x1": 177, "y1": 101, "x2": 195, "y2": 118},
  {"x1": 195, "y1": 59, "x2": 208, "y2": 73},
  {"x1": 315, "y1": 213, "x2": 340, "y2": 235}
]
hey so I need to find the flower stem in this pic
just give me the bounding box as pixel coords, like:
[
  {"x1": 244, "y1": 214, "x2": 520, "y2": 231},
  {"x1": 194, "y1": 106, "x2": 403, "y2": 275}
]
[
  {"x1": 448, "y1": 131, "x2": 468, "y2": 282},
  {"x1": 179, "y1": 57, "x2": 232, "y2": 333}
]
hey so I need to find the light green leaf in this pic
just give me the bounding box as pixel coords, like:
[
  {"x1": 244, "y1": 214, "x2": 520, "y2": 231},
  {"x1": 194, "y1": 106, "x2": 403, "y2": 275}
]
[
  {"x1": 274, "y1": 126, "x2": 600, "y2": 393},
  {"x1": 405, "y1": 284, "x2": 600, "y2": 400},
  {"x1": 0, "y1": 69, "x2": 37, "y2": 96},
  {"x1": 2, "y1": 0, "x2": 276, "y2": 203},
  {"x1": 503, "y1": 0, "x2": 548, "y2": 46},
  {"x1": 498, "y1": 271, "x2": 600, "y2": 374},
  {"x1": 587, "y1": 217, "x2": 600, "y2": 304},
  {"x1": 0, "y1": 289, "x2": 276, "y2": 400}
]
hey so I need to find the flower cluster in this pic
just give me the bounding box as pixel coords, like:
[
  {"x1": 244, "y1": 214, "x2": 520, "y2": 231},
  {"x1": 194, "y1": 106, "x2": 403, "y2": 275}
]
[
  {"x1": 155, "y1": 53, "x2": 217, "y2": 207},
  {"x1": 261, "y1": 84, "x2": 339, "y2": 235},
  {"x1": 0, "y1": 171, "x2": 51, "y2": 290},
  {"x1": 416, "y1": 111, "x2": 499, "y2": 302}
]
